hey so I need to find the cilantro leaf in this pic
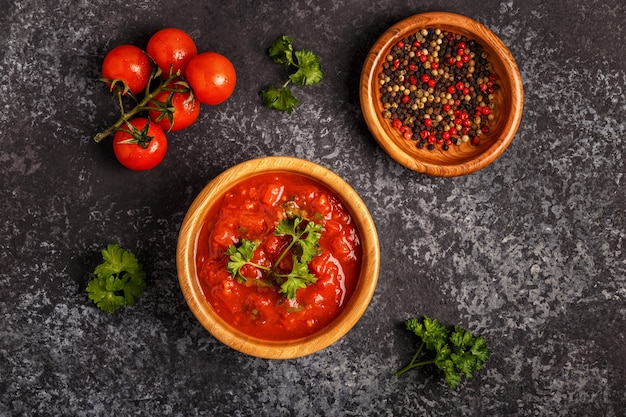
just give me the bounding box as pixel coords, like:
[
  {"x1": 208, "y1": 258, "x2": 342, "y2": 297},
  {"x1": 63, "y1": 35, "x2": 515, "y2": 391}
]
[
  {"x1": 260, "y1": 36, "x2": 324, "y2": 114},
  {"x1": 298, "y1": 220, "x2": 323, "y2": 262},
  {"x1": 223, "y1": 215, "x2": 322, "y2": 300},
  {"x1": 395, "y1": 317, "x2": 490, "y2": 390},
  {"x1": 259, "y1": 85, "x2": 299, "y2": 115},
  {"x1": 226, "y1": 239, "x2": 261, "y2": 282},
  {"x1": 273, "y1": 216, "x2": 322, "y2": 298},
  {"x1": 278, "y1": 257, "x2": 318, "y2": 299},
  {"x1": 268, "y1": 35, "x2": 295, "y2": 66},
  {"x1": 289, "y1": 50, "x2": 324, "y2": 86},
  {"x1": 86, "y1": 244, "x2": 146, "y2": 313},
  {"x1": 274, "y1": 217, "x2": 322, "y2": 264}
]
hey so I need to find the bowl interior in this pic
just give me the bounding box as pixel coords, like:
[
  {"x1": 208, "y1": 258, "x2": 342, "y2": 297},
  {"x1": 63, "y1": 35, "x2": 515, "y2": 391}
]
[
  {"x1": 176, "y1": 156, "x2": 380, "y2": 359},
  {"x1": 360, "y1": 12, "x2": 523, "y2": 176}
]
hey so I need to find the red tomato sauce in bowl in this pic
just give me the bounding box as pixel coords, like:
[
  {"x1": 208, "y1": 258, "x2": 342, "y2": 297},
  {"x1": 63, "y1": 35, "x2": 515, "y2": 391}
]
[{"x1": 195, "y1": 172, "x2": 362, "y2": 341}]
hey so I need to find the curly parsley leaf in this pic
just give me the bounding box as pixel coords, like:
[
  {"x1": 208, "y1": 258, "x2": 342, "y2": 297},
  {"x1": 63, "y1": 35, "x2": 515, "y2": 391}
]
[
  {"x1": 395, "y1": 317, "x2": 490, "y2": 389},
  {"x1": 260, "y1": 85, "x2": 299, "y2": 115},
  {"x1": 87, "y1": 244, "x2": 146, "y2": 313}
]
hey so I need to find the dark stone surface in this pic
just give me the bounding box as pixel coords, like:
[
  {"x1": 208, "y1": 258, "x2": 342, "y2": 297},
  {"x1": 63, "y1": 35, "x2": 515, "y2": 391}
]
[{"x1": 1, "y1": 0, "x2": 625, "y2": 416}]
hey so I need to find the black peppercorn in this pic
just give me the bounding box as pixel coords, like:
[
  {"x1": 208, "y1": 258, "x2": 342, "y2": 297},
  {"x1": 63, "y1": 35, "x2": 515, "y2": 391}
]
[{"x1": 378, "y1": 28, "x2": 500, "y2": 151}]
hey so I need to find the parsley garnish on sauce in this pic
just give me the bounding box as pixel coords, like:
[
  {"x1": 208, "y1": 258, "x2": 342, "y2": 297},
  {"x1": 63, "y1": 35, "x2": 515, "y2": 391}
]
[
  {"x1": 259, "y1": 35, "x2": 324, "y2": 114},
  {"x1": 226, "y1": 215, "x2": 322, "y2": 299}
]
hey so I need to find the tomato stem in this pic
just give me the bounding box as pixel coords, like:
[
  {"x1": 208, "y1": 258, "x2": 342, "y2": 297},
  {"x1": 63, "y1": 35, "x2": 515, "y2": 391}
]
[{"x1": 93, "y1": 71, "x2": 179, "y2": 143}]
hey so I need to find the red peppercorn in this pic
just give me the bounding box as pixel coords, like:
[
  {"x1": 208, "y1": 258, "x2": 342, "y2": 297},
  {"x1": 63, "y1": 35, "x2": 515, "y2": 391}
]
[
  {"x1": 379, "y1": 29, "x2": 498, "y2": 152},
  {"x1": 472, "y1": 136, "x2": 480, "y2": 145}
]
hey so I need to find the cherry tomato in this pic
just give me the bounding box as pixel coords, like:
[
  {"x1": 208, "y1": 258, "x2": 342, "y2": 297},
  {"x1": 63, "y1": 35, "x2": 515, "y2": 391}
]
[
  {"x1": 112, "y1": 118, "x2": 167, "y2": 170},
  {"x1": 101, "y1": 45, "x2": 152, "y2": 95},
  {"x1": 185, "y1": 52, "x2": 236, "y2": 105},
  {"x1": 146, "y1": 28, "x2": 197, "y2": 76},
  {"x1": 148, "y1": 79, "x2": 200, "y2": 132}
]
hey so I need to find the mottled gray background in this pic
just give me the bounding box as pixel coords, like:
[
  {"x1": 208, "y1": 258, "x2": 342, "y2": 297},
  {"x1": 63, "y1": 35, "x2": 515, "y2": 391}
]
[{"x1": 1, "y1": 0, "x2": 624, "y2": 416}]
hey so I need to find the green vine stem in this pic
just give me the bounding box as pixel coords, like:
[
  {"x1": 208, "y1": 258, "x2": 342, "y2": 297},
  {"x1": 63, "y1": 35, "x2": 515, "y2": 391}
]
[{"x1": 93, "y1": 69, "x2": 179, "y2": 143}]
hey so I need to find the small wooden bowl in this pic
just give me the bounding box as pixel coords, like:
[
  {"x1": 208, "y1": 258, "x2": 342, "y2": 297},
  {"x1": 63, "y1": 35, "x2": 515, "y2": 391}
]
[
  {"x1": 360, "y1": 12, "x2": 524, "y2": 176},
  {"x1": 176, "y1": 156, "x2": 380, "y2": 359}
]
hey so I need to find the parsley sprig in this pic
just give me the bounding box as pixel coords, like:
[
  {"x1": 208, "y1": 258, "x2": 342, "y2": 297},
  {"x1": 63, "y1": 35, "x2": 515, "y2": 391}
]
[
  {"x1": 226, "y1": 215, "x2": 322, "y2": 299},
  {"x1": 260, "y1": 35, "x2": 324, "y2": 114},
  {"x1": 86, "y1": 244, "x2": 146, "y2": 313},
  {"x1": 395, "y1": 317, "x2": 490, "y2": 389}
]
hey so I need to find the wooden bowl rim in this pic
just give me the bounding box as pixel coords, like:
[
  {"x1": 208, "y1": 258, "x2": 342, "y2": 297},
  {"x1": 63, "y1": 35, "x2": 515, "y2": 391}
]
[
  {"x1": 176, "y1": 156, "x2": 380, "y2": 359},
  {"x1": 360, "y1": 11, "x2": 524, "y2": 177}
]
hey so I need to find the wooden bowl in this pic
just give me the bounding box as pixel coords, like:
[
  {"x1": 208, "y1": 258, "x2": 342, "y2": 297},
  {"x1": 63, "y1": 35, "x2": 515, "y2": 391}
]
[
  {"x1": 176, "y1": 156, "x2": 380, "y2": 359},
  {"x1": 360, "y1": 12, "x2": 524, "y2": 176}
]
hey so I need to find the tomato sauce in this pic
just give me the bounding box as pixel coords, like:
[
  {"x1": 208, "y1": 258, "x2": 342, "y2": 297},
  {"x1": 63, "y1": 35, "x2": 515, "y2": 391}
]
[{"x1": 195, "y1": 172, "x2": 362, "y2": 341}]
